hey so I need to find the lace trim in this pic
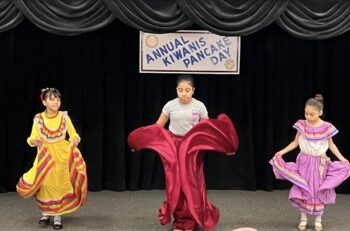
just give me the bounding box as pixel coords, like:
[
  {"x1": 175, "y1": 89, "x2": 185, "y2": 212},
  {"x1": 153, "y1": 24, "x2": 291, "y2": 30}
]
[{"x1": 34, "y1": 111, "x2": 68, "y2": 142}]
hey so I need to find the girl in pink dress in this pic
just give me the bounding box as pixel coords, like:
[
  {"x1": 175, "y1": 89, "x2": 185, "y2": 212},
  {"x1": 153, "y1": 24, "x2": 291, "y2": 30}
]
[{"x1": 270, "y1": 94, "x2": 350, "y2": 231}]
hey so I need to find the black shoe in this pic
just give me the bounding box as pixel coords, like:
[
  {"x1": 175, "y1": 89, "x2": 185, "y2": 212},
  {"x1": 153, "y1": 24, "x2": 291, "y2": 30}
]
[
  {"x1": 53, "y1": 220, "x2": 63, "y2": 230},
  {"x1": 38, "y1": 216, "x2": 51, "y2": 226}
]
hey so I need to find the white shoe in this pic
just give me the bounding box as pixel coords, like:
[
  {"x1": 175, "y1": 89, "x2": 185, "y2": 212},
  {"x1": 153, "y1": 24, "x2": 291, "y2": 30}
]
[
  {"x1": 314, "y1": 221, "x2": 323, "y2": 231},
  {"x1": 297, "y1": 219, "x2": 307, "y2": 231}
]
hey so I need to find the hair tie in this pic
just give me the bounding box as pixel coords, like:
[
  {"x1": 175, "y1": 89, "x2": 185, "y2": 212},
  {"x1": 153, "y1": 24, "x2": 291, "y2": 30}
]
[{"x1": 40, "y1": 87, "x2": 50, "y2": 101}]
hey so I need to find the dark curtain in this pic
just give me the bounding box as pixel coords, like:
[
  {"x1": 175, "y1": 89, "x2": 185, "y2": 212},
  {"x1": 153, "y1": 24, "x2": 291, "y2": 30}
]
[
  {"x1": 0, "y1": 0, "x2": 23, "y2": 32},
  {"x1": 175, "y1": 0, "x2": 290, "y2": 36},
  {"x1": 0, "y1": 0, "x2": 348, "y2": 39},
  {"x1": 12, "y1": 0, "x2": 115, "y2": 35},
  {"x1": 277, "y1": 0, "x2": 350, "y2": 40},
  {"x1": 1, "y1": 19, "x2": 350, "y2": 193},
  {"x1": 104, "y1": 0, "x2": 193, "y2": 33}
]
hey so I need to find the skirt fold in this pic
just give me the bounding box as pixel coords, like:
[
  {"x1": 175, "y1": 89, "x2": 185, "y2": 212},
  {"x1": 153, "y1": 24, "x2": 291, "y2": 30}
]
[{"x1": 270, "y1": 154, "x2": 350, "y2": 215}]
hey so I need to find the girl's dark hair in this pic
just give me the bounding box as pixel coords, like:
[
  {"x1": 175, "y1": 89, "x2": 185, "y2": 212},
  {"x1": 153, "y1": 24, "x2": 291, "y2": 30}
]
[
  {"x1": 176, "y1": 74, "x2": 195, "y2": 88},
  {"x1": 40, "y1": 88, "x2": 61, "y2": 101},
  {"x1": 305, "y1": 93, "x2": 324, "y2": 112}
]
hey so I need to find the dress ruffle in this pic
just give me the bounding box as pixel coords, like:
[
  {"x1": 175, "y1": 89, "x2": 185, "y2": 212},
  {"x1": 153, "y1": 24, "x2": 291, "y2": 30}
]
[
  {"x1": 270, "y1": 155, "x2": 350, "y2": 215},
  {"x1": 293, "y1": 120, "x2": 338, "y2": 141},
  {"x1": 34, "y1": 111, "x2": 68, "y2": 142},
  {"x1": 17, "y1": 145, "x2": 88, "y2": 215}
]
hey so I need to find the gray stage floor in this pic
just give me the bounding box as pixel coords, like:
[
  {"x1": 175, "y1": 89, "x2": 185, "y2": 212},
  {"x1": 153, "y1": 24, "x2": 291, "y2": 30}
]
[{"x1": 0, "y1": 190, "x2": 349, "y2": 231}]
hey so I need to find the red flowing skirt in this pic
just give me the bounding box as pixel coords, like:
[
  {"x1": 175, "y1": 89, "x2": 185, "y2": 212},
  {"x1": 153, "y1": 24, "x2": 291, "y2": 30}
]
[{"x1": 128, "y1": 113, "x2": 239, "y2": 230}]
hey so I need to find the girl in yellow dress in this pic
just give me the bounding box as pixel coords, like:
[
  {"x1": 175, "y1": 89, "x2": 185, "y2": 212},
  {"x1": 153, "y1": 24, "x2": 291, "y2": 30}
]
[{"x1": 17, "y1": 88, "x2": 88, "y2": 230}]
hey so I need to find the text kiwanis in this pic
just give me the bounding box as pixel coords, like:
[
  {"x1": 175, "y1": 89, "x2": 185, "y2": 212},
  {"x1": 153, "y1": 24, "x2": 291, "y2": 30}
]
[{"x1": 145, "y1": 36, "x2": 232, "y2": 68}]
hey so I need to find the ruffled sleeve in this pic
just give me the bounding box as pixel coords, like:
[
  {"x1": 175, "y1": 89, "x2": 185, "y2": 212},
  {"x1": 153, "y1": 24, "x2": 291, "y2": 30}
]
[
  {"x1": 26, "y1": 113, "x2": 41, "y2": 147},
  {"x1": 293, "y1": 119, "x2": 338, "y2": 141}
]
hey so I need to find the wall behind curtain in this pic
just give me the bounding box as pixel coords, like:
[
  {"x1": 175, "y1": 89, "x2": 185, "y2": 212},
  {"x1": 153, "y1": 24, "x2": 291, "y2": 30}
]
[{"x1": 1, "y1": 19, "x2": 350, "y2": 193}]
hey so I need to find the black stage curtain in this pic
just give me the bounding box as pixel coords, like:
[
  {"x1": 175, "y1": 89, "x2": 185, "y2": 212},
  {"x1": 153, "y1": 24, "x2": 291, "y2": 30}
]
[
  {"x1": 0, "y1": 0, "x2": 348, "y2": 40},
  {"x1": 1, "y1": 19, "x2": 350, "y2": 193},
  {"x1": 277, "y1": 0, "x2": 350, "y2": 40},
  {"x1": 105, "y1": 0, "x2": 193, "y2": 33},
  {"x1": 175, "y1": 0, "x2": 290, "y2": 36},
  {"x1": 0, "y1": 0, "x2": 23, "y2": 32}
]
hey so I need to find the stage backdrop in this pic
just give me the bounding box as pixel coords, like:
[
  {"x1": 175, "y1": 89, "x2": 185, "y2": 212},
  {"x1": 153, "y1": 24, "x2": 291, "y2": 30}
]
[{"x1": 1, "y1": 19, "x2": 350, "y2": 193}]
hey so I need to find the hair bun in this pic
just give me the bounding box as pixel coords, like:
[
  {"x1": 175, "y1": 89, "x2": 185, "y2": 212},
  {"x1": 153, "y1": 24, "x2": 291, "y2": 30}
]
[{"x1": 315, "y1": 94, "x2": 324, "y2": 102}]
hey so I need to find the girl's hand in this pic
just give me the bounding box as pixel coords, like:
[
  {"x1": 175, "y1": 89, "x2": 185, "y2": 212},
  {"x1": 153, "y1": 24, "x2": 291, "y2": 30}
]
[
  {"x1": 71, "y1": 137, "x2": 80, "y2": 149},
  {"x1": 275, "y1": 152, "x2": 283, "y2": 157},
  {"x1": 340, "y1": 157, "x2": 349, "y2": 164},
  {"x1": 30, "y1": 139, "x2": 43, "y2": 147}
]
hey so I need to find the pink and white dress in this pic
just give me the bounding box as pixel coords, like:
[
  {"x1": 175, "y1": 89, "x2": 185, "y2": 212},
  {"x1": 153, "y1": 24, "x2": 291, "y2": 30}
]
[{"x1": 270, "y1": 119, "x2": 350, "y2": 215}]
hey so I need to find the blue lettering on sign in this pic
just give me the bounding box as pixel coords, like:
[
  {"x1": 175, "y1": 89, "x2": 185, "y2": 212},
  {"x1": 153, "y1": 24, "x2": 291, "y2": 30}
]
[
  {"x1": 210, "y1": 47, "x2": 231, "y2": 66},
  {"x1": 146, "y1": 36, "x2": 189, "y2": 64},
  {"x1": 145, "y1": 35, "x2": 233, "y2": 68}
]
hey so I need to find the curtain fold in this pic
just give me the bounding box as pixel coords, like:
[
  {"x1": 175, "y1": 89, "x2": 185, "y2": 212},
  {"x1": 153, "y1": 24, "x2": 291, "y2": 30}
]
[
  {"x1": 0, "y1": 0, "x2": 23, "y2": 33},
  {"x1": 103, "y1": 0, "x2": 192, "y2": 33},
  {"x1": 12, "y1": 0, "x2": 114, "y2": 35},
  {"x1": 0, "y1": 0, "x2": 349, "y2": 39},
  {"x1": 277, "y1": 0, "x2": 350, "y2": 40},
  {"x1": 176, "y1": 0, "x2": 291, "y2": 36}
]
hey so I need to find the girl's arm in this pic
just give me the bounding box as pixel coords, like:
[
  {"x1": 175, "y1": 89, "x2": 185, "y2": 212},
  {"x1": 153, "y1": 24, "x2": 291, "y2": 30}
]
[
  {"x1": 275, "y1": 132, "x2": 300, "y2": 156},
  {"x1": 27, "y1": 123, "x2": 42, "y2": 147},
  {"x1": 328, "y1": 138, "x2": 349, "y2": 163},
  {"x1": 201, "y1": 115, "x2": 209, "y2": 120},
  {"x1": 66, "y1": 116, "x2": 81, "y2": 148},
  {"x1": 155, "y1": 112, "x2": 169, "y2": 127}
]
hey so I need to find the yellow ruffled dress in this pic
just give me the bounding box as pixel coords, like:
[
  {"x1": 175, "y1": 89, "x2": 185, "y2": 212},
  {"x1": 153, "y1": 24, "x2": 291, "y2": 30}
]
[{"x1": 17, "y1": 111, "x2": 87, "y2": 216}]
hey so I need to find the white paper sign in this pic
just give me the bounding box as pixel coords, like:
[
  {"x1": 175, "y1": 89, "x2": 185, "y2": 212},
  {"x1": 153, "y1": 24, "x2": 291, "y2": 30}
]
[{"x1": 139, "y1": 30, "x2": 240, "y2": 75}]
